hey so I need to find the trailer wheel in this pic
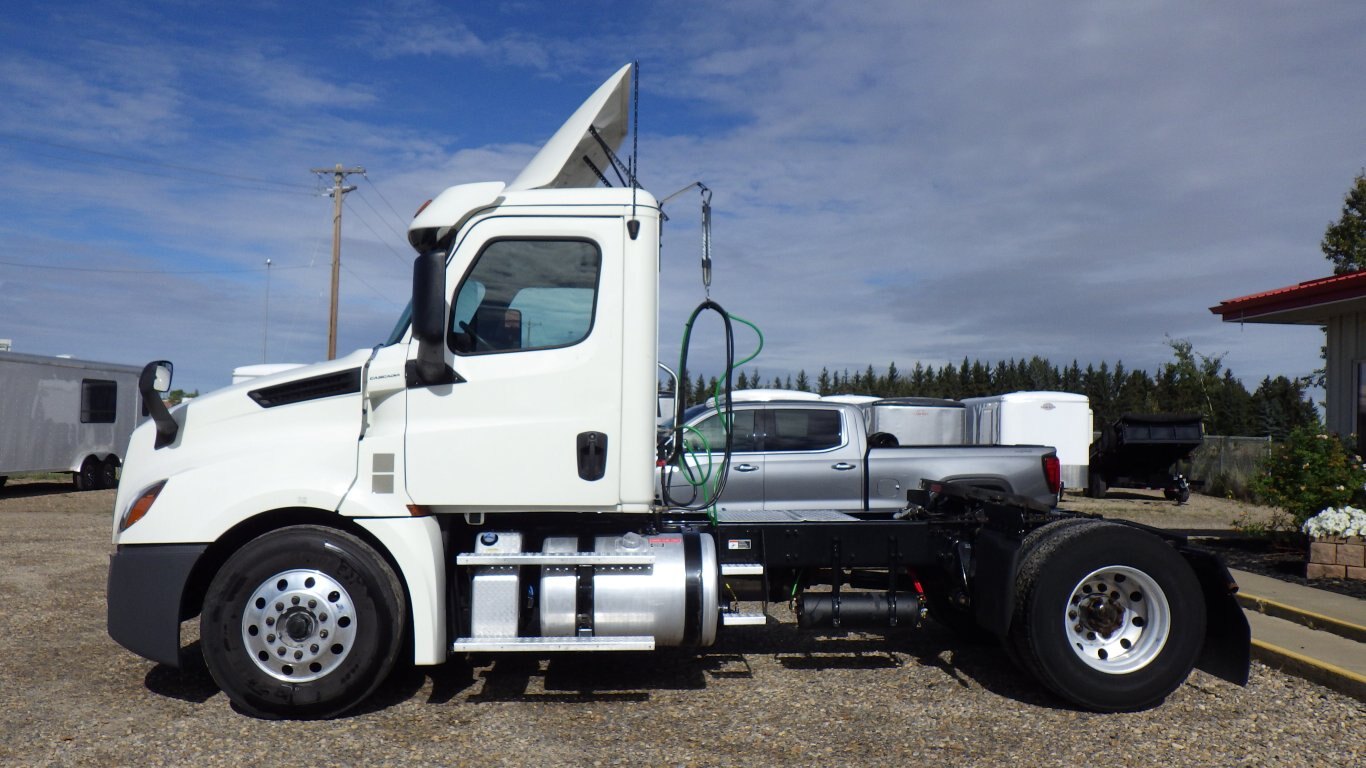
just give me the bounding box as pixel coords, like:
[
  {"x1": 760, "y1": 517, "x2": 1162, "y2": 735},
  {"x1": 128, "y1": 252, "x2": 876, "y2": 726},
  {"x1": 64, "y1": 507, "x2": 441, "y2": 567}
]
[
  {"x1": 200, "y1": 525, "x2": 406, "y2": 719},
  {"x1": 75, "y1": 457, "x2": 99, "y2": 492},
  {"x1": 1008, "y1": 521, "x2": 1204, "y2": 711},
  {"x1": 98, "y1": 457, "x2": 120, "y2": 489}
]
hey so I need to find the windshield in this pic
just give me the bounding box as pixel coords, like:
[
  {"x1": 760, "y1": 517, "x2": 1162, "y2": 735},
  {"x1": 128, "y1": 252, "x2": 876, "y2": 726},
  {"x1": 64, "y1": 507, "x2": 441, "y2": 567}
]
[{"x1": 384, "y1": 302, "x2": 413, "y2": 347}]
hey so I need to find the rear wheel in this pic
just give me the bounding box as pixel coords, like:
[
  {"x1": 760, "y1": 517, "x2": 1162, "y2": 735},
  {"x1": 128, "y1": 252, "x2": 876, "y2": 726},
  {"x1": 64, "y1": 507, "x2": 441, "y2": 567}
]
[
  {"x1": 200, "y1": 525, "x2": 406, "y2": 719},
  {"x1": 74, "y1": 457, "x2": 99, "y2": 491},
  {"x1": 1086, "y1": 470, "x2": 1107, "y2": 498},
  {"x1": 99, "y1": 457, "x2": 120, "y2": 489},
  {"x1": 1008, "y1": 521, "x2": 1204, "y2": 711}
]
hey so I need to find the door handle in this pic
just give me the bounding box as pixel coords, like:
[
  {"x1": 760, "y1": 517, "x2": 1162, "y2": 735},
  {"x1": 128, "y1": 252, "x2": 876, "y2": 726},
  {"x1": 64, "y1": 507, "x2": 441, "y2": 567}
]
[
  {"x1": 734, "y1": 463, "x2": 760, "y2": 473},
  {"x1": 831, "y1": 462, "x2": 856, "y2": 471}
]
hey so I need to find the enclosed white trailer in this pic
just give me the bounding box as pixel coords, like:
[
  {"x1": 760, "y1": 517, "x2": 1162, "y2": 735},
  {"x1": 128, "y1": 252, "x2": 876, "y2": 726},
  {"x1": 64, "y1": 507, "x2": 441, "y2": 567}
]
[
  {"x1": 864, "y1": 397, "x2": 966, "y2": 446},
  {"x1": 962, "y1": 391, "x2": 1092, "y2": 489},
  {"x1": 0, "y1": 351, "x2": 142, "y2": 490}
]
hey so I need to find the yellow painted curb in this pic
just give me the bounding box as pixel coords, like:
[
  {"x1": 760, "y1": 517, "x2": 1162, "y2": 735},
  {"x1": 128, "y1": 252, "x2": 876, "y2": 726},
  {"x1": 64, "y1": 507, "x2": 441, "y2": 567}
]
[
  {"x1": 1250, "y1": 638, "x2": 1366, "y2": 702},
  {"x1": 1237, "y1": 592, "x2": 1366, "y2": 644}
]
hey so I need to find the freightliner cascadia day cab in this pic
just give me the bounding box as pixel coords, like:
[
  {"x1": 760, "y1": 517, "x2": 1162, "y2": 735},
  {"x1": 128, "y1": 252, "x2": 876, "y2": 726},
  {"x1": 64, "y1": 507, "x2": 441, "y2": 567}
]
[{"x1": 107, "y1": 64, "x2": 1249, "y2": 719}]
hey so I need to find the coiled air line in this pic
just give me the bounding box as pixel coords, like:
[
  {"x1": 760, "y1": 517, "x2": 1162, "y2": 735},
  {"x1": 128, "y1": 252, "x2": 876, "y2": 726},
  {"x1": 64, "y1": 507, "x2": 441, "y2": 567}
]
[{"x1": 658, "y1": 184, "x2": 764, "y2": 520}]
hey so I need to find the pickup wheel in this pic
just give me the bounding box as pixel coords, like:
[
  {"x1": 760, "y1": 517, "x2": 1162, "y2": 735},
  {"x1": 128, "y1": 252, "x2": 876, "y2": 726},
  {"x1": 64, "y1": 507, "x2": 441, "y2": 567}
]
[
  {"x1": 200, "y1": 525, "x2": 406, "y2": 719},
  {"x1": 1008, "y1": 521, "x2": 1204, "y2": 712}
]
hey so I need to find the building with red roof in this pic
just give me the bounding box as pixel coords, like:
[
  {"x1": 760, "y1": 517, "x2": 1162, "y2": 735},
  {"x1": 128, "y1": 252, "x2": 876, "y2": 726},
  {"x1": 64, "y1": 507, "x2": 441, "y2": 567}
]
[{"x1": 1211, "y1": 271, "x2": 1366, "y2": 443}]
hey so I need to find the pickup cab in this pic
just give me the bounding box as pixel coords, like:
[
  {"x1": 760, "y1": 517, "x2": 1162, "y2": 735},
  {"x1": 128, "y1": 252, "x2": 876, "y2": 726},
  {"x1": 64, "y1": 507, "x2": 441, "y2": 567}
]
[{"x1": 662, "y1": 399, "x2": 1060, "y2": 511}]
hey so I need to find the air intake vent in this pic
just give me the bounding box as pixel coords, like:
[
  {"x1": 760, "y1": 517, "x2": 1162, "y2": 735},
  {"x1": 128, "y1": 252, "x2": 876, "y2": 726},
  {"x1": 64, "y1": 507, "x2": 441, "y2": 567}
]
[{"x1": 249, "y1": 368, "x2": 361, "y2": 408}]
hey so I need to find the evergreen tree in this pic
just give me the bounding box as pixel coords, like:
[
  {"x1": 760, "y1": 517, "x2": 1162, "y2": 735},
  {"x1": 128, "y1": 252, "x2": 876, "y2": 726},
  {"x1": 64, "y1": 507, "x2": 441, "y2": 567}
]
[
  {"x1": 1323, "y1": 171, "x2": 1366, "y2": 274},
  {"x1": 795, "y1": 369, "x2": 811, "y2": 392}
]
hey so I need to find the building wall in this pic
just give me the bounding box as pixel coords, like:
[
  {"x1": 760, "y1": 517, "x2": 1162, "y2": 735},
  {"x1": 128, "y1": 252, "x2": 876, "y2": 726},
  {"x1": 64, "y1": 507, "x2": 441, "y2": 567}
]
[{"x1": 1325, "y1": 313, "x2": 1366, "y2": 439}]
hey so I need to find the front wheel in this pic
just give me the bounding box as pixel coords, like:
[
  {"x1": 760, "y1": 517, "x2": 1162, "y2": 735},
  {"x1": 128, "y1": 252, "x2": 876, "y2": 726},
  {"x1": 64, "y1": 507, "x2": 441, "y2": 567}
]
[
  {"x1": 1009, "y1": 521, "x2": 1205, "y2": 711},
  {"x1": 200, "y1": 525, "x2": 406, "y2": 719}
]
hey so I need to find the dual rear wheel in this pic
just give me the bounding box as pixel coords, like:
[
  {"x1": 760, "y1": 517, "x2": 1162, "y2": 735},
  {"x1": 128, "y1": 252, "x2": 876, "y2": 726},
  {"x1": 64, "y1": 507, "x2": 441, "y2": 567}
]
[{"x1": 1008, "y1": 520, "x2": 1205, "y2": 711}]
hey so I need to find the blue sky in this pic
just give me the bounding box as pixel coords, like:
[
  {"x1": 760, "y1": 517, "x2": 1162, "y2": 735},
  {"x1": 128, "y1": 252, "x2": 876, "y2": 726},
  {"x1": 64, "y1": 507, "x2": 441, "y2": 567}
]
[{"x1": 2, "y1": 1, "x2": 1364, "y2": 398}]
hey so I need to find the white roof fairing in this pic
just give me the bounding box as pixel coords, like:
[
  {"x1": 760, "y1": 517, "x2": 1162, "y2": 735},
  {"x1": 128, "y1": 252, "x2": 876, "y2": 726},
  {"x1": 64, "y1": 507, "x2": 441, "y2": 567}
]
[
  {"x1": 506, "y1": 63, "x2": 633, "y2": 192},
  {"x1": 406, "y1": 64, "x2": 635, "y2": 251}
]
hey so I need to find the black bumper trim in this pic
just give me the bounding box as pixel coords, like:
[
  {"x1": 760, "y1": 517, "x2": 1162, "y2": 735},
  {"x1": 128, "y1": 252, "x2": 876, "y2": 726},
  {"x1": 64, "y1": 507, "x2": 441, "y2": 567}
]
[{"x1": 107, "y1": 543, "x2": 207, "y2": 668}]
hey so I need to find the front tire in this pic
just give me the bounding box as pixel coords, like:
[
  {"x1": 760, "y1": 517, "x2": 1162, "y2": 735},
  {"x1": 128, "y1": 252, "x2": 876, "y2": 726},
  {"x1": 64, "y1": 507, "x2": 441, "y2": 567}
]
[
  {"x1": 200, "y1": 525, "x2": 406, "y2": 719},
  {"x1": 1008, "y1": 521, "x2": 1204, "y2": 711}
]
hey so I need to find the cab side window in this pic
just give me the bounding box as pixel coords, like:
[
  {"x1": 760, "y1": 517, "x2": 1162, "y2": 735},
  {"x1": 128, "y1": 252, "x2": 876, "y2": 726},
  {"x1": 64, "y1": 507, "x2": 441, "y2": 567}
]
[
  {"x1": 449, "y1": 239, "x2": 601, "y2": 355},
  {"x1": 685, "y1": 410, "x2": 759, "y2": 453},
  {"x1": 766, "y1": 409, "x2": 843, "y2": 452}
]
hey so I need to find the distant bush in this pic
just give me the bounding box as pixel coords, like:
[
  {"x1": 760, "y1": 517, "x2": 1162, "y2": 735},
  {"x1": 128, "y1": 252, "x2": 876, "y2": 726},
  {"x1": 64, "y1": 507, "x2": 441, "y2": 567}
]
[{"x1": 1249, "y1": 427, "x2": 1366, "y2": 528}]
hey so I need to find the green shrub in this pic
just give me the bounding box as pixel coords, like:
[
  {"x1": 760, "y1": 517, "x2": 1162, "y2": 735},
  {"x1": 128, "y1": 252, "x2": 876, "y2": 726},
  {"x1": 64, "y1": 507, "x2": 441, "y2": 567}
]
[{"x1": 1249, "y1": 426, "x2": 1366, "y2": 528}]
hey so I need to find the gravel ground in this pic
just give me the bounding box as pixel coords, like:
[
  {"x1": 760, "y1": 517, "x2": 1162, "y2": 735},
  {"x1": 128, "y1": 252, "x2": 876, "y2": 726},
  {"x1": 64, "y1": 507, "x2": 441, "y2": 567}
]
[{"x1": 1, "y1": 482, "x2": 1363, "y2": 767}]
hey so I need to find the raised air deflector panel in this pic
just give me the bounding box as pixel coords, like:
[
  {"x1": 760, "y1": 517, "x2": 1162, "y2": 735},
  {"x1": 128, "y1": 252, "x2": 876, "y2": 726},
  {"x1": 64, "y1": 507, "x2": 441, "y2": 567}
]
[{"x1": 506, "y1": 63, "x2": 632, "y2": 192}]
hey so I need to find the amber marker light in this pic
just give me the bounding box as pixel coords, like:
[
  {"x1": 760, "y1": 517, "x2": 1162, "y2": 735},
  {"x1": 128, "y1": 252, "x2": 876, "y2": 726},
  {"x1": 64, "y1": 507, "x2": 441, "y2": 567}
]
[
  {"x1": 406, "y1": 504, "x2": 431, "y2": 517},
  {"x1": 119, "y1": 480, "x2": 167, "y2": 532}
]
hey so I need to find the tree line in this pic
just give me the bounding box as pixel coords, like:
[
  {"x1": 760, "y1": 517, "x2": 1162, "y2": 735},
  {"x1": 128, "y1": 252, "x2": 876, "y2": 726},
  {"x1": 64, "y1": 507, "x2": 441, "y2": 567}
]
[{"x1": 678, "y1": 340, "x2": 1319, "y2": 439}]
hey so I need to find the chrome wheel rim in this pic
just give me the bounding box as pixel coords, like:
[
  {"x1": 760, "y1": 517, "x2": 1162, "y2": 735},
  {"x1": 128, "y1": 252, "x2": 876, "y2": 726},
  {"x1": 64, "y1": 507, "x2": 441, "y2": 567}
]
[
  {"x1": 1063, "y1": 565, "x2": 1169, "y2": 674},
  {"x1": 241, "y1": 569, "x2": 357, "y2": 682}
]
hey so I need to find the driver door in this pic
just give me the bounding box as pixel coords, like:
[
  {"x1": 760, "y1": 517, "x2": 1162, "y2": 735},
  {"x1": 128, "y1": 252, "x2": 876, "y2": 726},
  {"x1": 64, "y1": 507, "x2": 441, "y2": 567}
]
[{"x1": 403, "y1": 214, "x2": 625, "y2": 511}]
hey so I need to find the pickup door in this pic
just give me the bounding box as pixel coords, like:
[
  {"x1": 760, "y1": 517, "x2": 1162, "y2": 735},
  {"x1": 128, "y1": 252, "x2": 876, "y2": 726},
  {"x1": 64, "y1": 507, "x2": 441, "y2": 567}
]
[
  {"x1": 664, "y1": 403, "x2": 863, "y2": 511},
  {"x1": 760, "y1": 405, "x2": 863, "y2": 510}
]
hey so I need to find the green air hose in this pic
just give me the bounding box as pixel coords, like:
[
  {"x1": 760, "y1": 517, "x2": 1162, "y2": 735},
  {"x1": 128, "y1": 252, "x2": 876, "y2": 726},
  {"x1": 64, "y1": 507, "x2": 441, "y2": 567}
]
[{"x1": 662, "y1": 302, "x2": 764, "y2": 525}]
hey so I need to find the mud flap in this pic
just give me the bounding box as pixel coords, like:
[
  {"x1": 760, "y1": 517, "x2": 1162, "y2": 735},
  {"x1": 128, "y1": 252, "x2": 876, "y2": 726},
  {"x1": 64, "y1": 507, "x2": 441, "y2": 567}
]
[
  {"x1": 1180, "y1": 546, "x2": 1251, "y2": 686},
  {"x1": 970, "y1": 528, "x2": 1020, "y2": 637}
]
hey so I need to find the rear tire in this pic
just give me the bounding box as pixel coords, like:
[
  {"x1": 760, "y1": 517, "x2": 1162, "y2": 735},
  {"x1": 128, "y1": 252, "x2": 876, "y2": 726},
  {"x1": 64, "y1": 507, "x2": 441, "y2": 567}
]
[
  {"x1": 1008, "y1": 521, "x2": 1204, "y2": 711},
  {"x1": 1086, "y1": 470, "x2": 1107, "y2": 498},
  {"x1": 99, "y1": 457, "x2": 119, "y2": 490},
  {"x1": 74, "y1": 457, "x2": 99, "y2": 491},
  {"x1": 200, "y1": 525, "x2": 406, "y2": 719}
]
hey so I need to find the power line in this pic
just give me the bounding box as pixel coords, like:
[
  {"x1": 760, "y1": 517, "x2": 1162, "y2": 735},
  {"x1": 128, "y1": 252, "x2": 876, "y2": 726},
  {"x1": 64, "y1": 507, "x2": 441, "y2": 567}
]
[
  {"x1": 0, "y1": 132, "x2": 314, "y2": 192},
  {"x1": 359, "y1": 173, "x2": 413, "y2": 226},
  {"x1": 0, "y1": 258, "x2": 309, "y2": 275},
  {"x1": 340, "y1": 261, "x2": 403, "y2": 305},
  {"x1": 352, "y1": 187, "x2": 409, "y2": 242},
  {"x1": 344, "y1": 197, "x2": 413, "y2": 266}
]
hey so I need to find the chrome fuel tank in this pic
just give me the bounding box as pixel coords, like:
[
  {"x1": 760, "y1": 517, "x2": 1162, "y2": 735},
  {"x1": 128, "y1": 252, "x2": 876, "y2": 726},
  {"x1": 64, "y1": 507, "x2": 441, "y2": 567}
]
[{"x1": 539, "y1": 531, "x2": 718, "y2": 646}]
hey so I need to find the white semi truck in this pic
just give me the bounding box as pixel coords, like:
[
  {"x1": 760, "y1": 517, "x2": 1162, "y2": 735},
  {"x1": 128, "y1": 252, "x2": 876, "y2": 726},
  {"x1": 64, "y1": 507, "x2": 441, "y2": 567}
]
[
  {"x1": 106, "y1": 64, "x2": 1249, "y2": 719},
  {"x1": 1, "y1": 350, "x2": 141, "y2": 490}
]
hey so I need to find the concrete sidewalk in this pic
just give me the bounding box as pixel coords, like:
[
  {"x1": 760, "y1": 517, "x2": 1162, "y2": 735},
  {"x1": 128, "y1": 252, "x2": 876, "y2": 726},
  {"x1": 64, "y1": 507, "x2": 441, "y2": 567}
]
[{"x1": 1229, "y1": 567, "x2": 1366, "y2": 700}]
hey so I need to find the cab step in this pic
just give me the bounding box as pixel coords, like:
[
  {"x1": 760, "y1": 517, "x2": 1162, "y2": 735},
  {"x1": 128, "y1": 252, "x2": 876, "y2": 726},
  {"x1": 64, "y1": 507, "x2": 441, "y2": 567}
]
[
  {"x1": 452, "y1": 636, "x2": 655, "y2": 653},
  {"x1": 721, "y1": 611, "x2": 767, "y2": 627}
]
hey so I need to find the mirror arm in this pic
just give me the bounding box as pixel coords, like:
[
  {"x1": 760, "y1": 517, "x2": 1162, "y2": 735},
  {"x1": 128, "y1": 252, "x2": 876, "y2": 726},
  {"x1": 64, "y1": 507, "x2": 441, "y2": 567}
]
[{"x1": 138, "y1": 361, "x2": 179, "y2": 449}]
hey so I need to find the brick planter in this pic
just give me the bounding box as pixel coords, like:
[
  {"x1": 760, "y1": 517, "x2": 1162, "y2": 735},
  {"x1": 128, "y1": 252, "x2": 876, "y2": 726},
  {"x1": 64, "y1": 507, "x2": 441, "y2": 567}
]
[{"x1": 1307, "y1": 536, "x2": 1366, "y2": 580}]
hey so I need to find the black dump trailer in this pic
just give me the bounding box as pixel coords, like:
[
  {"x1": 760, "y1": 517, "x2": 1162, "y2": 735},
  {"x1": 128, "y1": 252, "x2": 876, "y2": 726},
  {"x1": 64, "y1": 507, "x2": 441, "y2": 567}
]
[{"x1": 1087, "y1": 413, "x2": 1204, "y2": 502}]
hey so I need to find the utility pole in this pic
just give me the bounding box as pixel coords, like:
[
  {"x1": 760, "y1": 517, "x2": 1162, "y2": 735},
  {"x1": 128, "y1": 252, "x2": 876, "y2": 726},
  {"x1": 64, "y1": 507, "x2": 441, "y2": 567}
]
[{"x1": 311, "y1": 164, "x2": 364, "y2": 359}]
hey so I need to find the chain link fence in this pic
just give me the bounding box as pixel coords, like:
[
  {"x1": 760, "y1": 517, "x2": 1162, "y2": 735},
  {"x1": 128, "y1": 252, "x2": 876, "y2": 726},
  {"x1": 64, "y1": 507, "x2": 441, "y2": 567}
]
[{"x1": 1186, "y1": 435, "x2": 1272, "y2": 500}]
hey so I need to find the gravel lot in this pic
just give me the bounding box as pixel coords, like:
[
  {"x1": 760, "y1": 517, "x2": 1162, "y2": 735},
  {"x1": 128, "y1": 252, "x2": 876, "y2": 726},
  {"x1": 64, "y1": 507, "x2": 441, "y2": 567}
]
[{"x1": 2, "y1": 481, "x2": 1363, "y2": 767}]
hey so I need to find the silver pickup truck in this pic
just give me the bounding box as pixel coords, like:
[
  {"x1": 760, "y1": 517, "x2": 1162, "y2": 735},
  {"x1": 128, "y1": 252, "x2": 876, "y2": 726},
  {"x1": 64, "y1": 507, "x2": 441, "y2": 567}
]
[{"x1": 661, "y1": 399, "x2": 1060, "y2": 510}]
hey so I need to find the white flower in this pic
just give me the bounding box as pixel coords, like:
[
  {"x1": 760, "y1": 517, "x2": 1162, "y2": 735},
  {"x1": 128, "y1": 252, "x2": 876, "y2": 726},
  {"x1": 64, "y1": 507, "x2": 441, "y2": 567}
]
[{"x1": 1304, "y1": 506, "x2": 1366, "y2": 538}]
